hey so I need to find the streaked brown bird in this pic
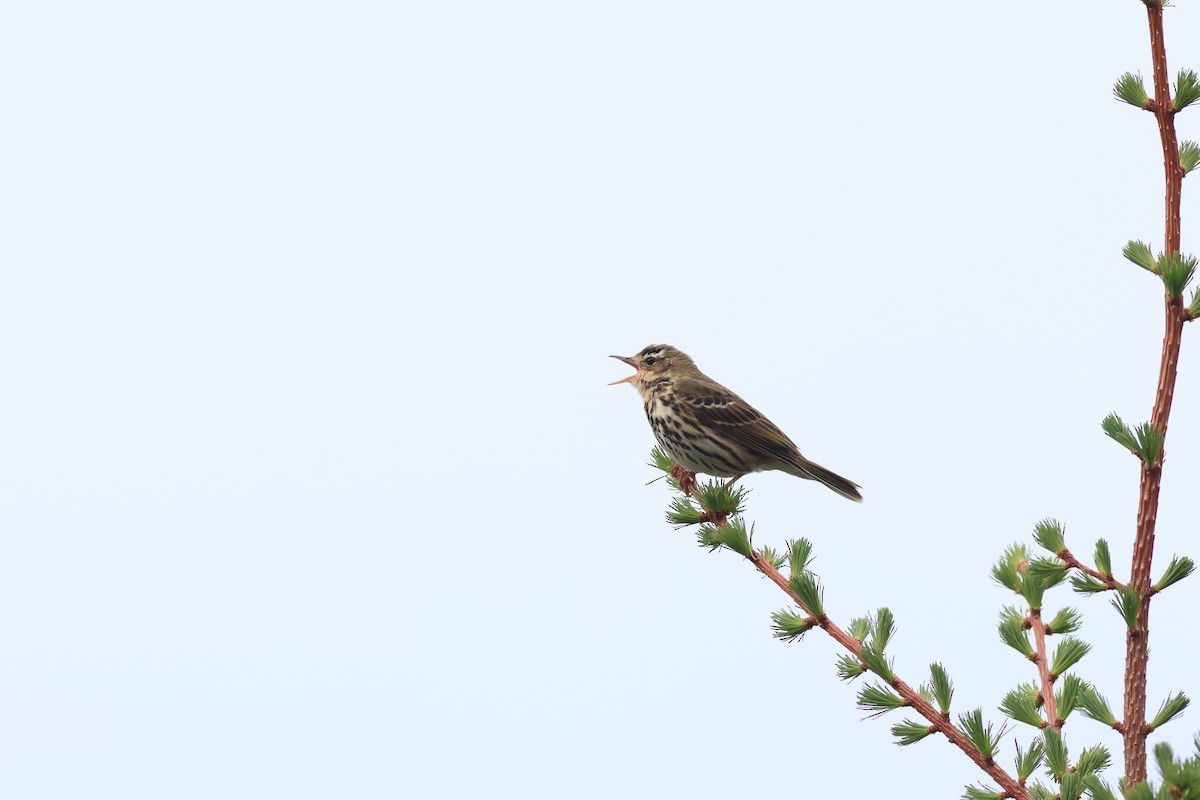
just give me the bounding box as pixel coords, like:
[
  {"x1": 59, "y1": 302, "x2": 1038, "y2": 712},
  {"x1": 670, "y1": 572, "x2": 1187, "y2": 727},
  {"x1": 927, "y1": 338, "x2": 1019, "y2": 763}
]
[{"x1": 610, "y1": 344, "x2": 862, "y2": 502}]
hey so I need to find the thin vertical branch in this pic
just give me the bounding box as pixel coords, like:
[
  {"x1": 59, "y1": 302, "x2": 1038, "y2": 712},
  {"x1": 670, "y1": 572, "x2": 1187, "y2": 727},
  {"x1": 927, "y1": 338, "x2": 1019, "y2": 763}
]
[
  {"x1": 1029, "y1": 609, "x2": 1060, "y2": 728},
  {"x1": 1146, "y1": 5, "x2": 1183, "y2": 254},
  {"x1": 1125, "y1": 0, "x2": 1188, "y2": 784}
]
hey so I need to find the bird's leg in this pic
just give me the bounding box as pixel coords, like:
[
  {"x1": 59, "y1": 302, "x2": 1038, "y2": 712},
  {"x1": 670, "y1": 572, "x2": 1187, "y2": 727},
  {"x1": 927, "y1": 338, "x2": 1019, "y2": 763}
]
[
  {"x1": 721, "y1": 474, "x2": 745, "y2": 490},
  {"x1": 669, "y1": 465, "x2": 699, "y2": 498}
]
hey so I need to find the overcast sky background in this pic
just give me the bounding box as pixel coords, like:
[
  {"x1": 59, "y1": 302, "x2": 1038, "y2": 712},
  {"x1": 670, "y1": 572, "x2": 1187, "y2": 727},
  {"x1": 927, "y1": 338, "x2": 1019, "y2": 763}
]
[{"x1": 4, "y1": 2, "x2": 1200, "y2": 798}]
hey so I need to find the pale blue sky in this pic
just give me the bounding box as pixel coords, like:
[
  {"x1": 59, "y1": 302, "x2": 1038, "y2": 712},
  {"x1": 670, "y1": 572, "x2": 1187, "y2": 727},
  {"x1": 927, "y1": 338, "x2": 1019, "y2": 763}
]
[{"x1": 3, "y1": 2, "x2": 1200, "y2": 798}]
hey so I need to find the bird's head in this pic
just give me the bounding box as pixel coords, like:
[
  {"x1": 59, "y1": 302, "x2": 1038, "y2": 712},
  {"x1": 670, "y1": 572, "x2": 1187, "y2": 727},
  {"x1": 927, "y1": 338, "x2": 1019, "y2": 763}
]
[{"x1": 609, "y1": 344, "x2": 697, "y2": 388}]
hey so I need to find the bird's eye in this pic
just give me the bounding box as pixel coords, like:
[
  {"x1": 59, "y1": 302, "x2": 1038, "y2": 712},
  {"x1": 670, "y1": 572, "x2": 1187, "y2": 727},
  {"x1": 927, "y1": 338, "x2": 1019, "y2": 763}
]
[{"x1": 643, "y1": 356, "x2": 657, "y2": 366}]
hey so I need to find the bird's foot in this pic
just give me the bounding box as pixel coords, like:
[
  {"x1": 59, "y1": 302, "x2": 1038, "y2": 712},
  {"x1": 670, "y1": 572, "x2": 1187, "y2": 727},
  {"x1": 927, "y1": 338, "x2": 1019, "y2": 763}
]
[
  {"x1": 721, "y1": 474, "x2": 745, "y2": 491},
  {"x1": 669, "y1": 465, "x2": 699, "y2": 497}
]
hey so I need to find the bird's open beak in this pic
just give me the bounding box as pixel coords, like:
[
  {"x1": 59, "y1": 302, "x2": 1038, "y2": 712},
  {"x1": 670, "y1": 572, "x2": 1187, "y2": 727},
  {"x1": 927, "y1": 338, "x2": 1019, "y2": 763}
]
[{"x1": 609, "y1": 354, "x2": 639, "y2": 385}]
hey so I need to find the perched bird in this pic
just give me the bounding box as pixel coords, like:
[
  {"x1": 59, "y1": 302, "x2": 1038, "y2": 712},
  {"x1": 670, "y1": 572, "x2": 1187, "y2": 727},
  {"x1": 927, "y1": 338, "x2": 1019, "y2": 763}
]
[{"x1": 610, "y1": 344, "x2": 862, "y2": 502}]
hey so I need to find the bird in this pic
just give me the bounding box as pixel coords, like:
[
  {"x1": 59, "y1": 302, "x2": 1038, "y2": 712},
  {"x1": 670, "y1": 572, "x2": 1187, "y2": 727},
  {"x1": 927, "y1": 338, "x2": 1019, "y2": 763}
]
[{"x1": 610, "y1": 344, "x2": 862, "y2": 502}]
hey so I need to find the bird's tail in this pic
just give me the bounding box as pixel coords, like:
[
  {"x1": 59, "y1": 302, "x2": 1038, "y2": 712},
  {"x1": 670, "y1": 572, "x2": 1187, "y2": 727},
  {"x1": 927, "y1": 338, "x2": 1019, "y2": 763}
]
[{"x1": 782, "y1": 456, "x2": 863, "y2": 503}]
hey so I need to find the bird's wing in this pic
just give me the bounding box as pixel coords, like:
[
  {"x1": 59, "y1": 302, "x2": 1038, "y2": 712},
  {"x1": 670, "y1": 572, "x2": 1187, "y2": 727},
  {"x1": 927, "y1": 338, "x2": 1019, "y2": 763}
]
[{"x1": 673, "y1": 378, "x2": 802, "y2": 462}]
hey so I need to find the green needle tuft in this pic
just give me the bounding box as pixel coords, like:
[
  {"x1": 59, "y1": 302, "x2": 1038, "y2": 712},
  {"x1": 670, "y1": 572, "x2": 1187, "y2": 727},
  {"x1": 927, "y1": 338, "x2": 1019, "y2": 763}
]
[
  {"x1": 1016, "y1": 738, "x2": 1045, "y2": 781},
  {"x1": 1070, "y1": 573, "x2": 1107, "y2": 594},
  {"x1": 1056, "y1": 674, "x2": 1086, "y2": 720},
  {"x1": 1174, "y1": 69, "x2": 1200, "y2": 110},
  {"x1": 835, "y1": 653, "x2": 866, "y2": 681},
  {"x1": 788, "y1": 571, "x2": 824, "y2": 616},
  {"x1": 1094, "y1": 539, "x2": 1113, "y2": 577},
  {"x1": 1148, "y1": 691, "x2": 1190, "y2": 730},
  {"x1": 1046, "y1": 606, "x2": 1082, "y2": 636},
  {"x1": 848, "y1": 616, "x2": 871, "y2": 641},
  {"x1": 1181, "y1": 140, "x2": 1200, "y2": 174},
  {"x1": 857, "y1": 682, "x2": 907, "y2": 713},
  {"x1": 891, "y1": 719, "x2": 934, "y2": 746},
  {"x1": 1033, "y1": 519, "x2": 1066, "y2": 553},
  {"x1": 786, "y1": 538, "x2": 814, "y2": 578},
  {"x1": 1111, "y1": 586, "x2": 1140, "y2": 631},
  {"x1": 771, "y1": 608, "x2": 815, "y2": 642},
  {"x1": 1154, "y1": 555, "x2": 1195, "y2": 591},
  {"x1": 871, "y1": 607, "x2": 896, "y2": 652},
  {"x1": 1050, "y1": 636, "x2": 1091, "y2": 678},
  {"x1": 1123, "y1": 240, "x2": 1157, "y2": 271},
  {"x1": 1101, "y1": 413, "x2": 1138, "y2": 451},
  {"x1": 998, "y1": 614, "x2": 1035, "y2": 659},
  {"x1": 1157, "y1": 252, "x2": 1198, "y2": 299},
  {"x1": 957, "y1": 708, "x2": 1001, "y2": 758},
  {"x1": 859, "y1": 641, "x2": 894, "y2": 681},
  {"x1": 1077, "y1": 684, "x2": 1119, "y2": 727},
  {"x1": 929, "y1": 662, "x2": 954, "y2": 714},
  {"x1": 1114, "y1": 72, "x2": 1152, "y2": 108},
  {"x1": 1000, "y1": 683, "x2": 1045, "y2": 728},
  {"x1": 1076, "y1": 744, "x2": 1112, "y2": 776},
  {"x1": 1042, "y1": 727, "x2": 1069, "y2": 781}
]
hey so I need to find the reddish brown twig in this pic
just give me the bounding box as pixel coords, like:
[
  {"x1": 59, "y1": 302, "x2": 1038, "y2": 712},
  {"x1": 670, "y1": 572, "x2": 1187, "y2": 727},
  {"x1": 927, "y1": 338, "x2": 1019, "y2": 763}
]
[
  {"x1": 669, "y1": 465, "x2": 699, "y2": 499},
  {"x1": 1028, "y1": 609, "x2": 1059, "y2": 728},
  {"x1": 1057, "y1": 549, "x2": 1125, "y2": 591},
  {"x1": 1124, "y1": 0, "x2": 1189, "y2": 784}
]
